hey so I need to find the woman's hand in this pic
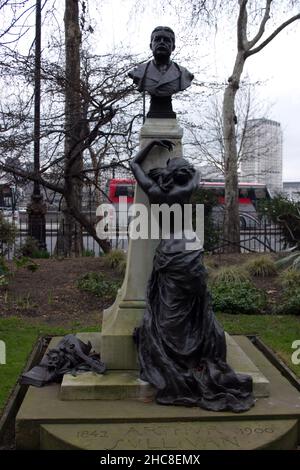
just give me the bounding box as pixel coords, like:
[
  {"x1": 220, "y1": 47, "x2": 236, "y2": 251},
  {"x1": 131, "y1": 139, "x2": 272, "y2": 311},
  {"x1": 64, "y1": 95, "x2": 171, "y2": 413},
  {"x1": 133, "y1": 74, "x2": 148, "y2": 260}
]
[
  {"x1": 131, "y1": 139, "x2": 175, "y2": 167},
  {"x1": 152, "y1": 139, "x2": 175, "y2": 152}
]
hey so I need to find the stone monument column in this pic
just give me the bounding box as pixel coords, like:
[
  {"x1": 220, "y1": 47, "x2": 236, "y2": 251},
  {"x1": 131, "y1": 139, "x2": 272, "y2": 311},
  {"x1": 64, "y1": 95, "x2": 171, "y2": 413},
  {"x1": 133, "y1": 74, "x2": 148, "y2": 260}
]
[
  {"x1": 101, "y1": 118, "x2": 183, "y2": 369},
  {"x1": 101, "y1": 25, "x2": 193, "y2": 369}
]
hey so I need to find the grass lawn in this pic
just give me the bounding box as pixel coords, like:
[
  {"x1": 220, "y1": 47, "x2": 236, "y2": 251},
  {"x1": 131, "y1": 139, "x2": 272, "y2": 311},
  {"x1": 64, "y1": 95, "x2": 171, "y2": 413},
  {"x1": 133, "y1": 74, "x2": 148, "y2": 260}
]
[
  {"x1": 219, "y1": 313, "x2": 300, "y2": 377},
  {"x1": 0, "y1": 317, "x2": 98, "y2": 414},
  {"x1": 0, "y1": 314, "x2": 300, "y2": 416}
]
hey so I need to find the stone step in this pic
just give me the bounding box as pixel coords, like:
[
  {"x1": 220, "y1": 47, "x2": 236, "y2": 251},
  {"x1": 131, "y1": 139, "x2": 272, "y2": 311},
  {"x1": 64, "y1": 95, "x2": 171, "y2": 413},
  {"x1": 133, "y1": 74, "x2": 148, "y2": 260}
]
[
  {"x1": 16, "y1": 336, "x2": 300, "y2": 450},
  {"x1": 40, "y1": 419, "x2": 298, "y2": 450},
  {"x1": 60, "y1": 370, "x2": 154, "y2": 401},
  {"x1": 225, "y1": 333, "x2": 270, "y2": 397},
  {"x1": 59, "y1": 333, "x2": 270, "y2": 400}
]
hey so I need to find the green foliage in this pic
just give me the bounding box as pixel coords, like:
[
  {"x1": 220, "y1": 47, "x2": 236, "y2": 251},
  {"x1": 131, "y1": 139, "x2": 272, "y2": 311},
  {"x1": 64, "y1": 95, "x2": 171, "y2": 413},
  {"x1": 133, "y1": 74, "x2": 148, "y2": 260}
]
[
  {"x1": 14, "y1": 256, "x2": 39, "y2": 272},
  {"x1": 210, "y1": 266, "x2": 249, "y2": 285},
  {"x1": 0, "y1": 255, "x2": 9, "y2": 287},
  {"x1": 275, "y1": 267, "x2": 300, "y2": 315},
  {"x1": 244, "y1": 256, "x2": 277, "y2": 277},
  {"x1": 276, "y1": 252, "x2": 300, "y2": 271},
  {"x1": 0, "y1": 213, "x2": 17, "y2": 256},
  {"x1": 103, "y1": 249, "x2": 127, "y2": 275},
  {"x1": 279, "y1": 268, "x2": 300, "y2": 290},
  {"x1": 219, "y1": 313, "x2": 300, "y2": 377},
  {"x1": 275, "y1": 291, "x2": 300, "y2": 316},
  {"x1": 257, "y1": 194, "x2": 300, "y2": 248},
  {"x1": 77, "y1": 272, "x2": 121, "y2": 299},
  {"x1": 211, "y1": 279, "x2": 267, "y2": 315},
  {"x1": 82, "y1": 249, "x2": 95, "y2": 257},
  {"x1": 1, "y1": 314, "x2": 299, "y2": 416},
  {"x1": 190, "y1": 187, "x2": 220, "y2": 251},
  {"x1": 16, "y1": 293, "x2": 37, "y2": 310},
  {"x1": 18, "y1": 237, "x2": 50, "y2": 259},
  {"x1": 0, "y1": 318, "x2": 99, "y2": 413},
  {"x1": 0, "y1": 257, "x2": 8, "y2": 276},
  {"x1": 191, "y1": 186, "x2": 219, "y2": 213}
]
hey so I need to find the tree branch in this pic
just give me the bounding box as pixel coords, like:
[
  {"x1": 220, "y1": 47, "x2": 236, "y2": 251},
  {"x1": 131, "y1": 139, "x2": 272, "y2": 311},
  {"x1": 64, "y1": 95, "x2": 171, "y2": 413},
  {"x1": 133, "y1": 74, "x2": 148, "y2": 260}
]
[
  {"x1": 248, "y1": 0, "x2": 272, "y2": 49},
  {"x1": 237, "y1": 0, "x2": 249, "y2": 51},
  {"x1": 0, "y1": 162, "x2": 64, "y2": 194},
  {"x1": 246, "y1": 12, "x2": 300, "y2": 58}
]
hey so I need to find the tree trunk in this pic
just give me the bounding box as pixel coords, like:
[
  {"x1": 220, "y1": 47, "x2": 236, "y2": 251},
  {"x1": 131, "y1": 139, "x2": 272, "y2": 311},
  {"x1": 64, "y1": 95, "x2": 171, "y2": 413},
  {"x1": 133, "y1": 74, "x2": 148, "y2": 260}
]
[
  {"x1": 57, "y1": 0, "x2": 83, "y2": 256},
  {"x1": 222, "y1": 52, "x2": 245, "y2": 253}
]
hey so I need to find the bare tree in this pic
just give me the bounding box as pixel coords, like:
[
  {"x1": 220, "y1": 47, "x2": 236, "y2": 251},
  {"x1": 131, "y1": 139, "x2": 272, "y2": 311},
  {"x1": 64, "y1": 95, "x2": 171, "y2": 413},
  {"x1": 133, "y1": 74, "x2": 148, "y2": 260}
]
[
  {"x1": 0, "y1": 1, "x2": 143, "y2": 254},
  {"x1": 0, "y1": 0, "x2": 35, "y2": 45},
  {"x1": 186, "y1": 83, "x2": 273, "y2": 175},
  {"x1": 221, "y1": 0, "x2": 300, "y2": 252},
  {"x1": 164, "y1": 0, "x2": 300, "y2": 251}
]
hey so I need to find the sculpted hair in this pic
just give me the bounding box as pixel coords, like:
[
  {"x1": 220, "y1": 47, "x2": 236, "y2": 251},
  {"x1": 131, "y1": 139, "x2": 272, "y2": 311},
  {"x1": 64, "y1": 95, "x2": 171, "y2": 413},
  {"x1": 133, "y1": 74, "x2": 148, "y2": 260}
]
[{"x1": 150, "y1": 26, "x2": 175, "y2": 43}]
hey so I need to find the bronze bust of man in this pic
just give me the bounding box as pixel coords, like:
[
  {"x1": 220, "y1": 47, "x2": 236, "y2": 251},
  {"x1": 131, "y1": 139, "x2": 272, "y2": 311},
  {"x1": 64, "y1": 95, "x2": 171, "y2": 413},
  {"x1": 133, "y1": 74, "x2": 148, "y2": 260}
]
[{"x1": 129, "y1": 26, "x2": 194, "y2": 118}]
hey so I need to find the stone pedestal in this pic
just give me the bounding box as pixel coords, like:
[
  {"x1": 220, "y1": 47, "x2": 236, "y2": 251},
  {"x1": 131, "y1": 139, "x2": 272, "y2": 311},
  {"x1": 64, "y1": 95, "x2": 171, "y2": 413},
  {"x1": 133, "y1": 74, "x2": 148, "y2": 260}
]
[
  {"x1": 100, "y1": 118, "x2": 183, "y2": 369},
  {"x1": 61, "y1": 333, "x2": 270, "y2": 401},
  {"x1": 18, "y1": 334, "x2": 300, "y2": 450}
]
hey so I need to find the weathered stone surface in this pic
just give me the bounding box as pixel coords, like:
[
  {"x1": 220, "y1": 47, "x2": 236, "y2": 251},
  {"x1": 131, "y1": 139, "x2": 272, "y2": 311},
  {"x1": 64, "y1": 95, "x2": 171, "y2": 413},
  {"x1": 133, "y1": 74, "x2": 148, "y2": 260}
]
[
  {"x1": 225, "y1": 333, "x2": 269, "y2": 397},
  {"x1": 100, "y1": 118, "x2": 183, "y2": 370},
  {"x1": 60, "y1": 370, "x2": 154, "y2": 401},
  {"x1": 16, "y1": 337, "x2": 300, "y2": 450},
  {"x1": 59, "y1": 333, "x2": 269, "y2": 400},
  {"x1": 40, "y1": 419, "x2": 298, "y2": 450}
]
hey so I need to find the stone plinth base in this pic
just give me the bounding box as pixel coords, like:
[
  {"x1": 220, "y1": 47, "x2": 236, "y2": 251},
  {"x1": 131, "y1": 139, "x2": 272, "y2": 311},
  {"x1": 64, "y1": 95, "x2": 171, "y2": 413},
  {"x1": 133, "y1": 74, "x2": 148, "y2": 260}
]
[
  {"x1": 39, "y1": 419, "x2": 298, "y2": 450},
  {"x1": 59, "y1": 332, "x2": 269, "y2": 400},
  {"x1": 16, "y1": 335, "x2": 300, "y2": 450},
  {"x1": 100, "y1": 118, "x2": 184, "y2": 369},
  {"x1": 60, "y1": 370, "x2": 154, "y2": 401}
]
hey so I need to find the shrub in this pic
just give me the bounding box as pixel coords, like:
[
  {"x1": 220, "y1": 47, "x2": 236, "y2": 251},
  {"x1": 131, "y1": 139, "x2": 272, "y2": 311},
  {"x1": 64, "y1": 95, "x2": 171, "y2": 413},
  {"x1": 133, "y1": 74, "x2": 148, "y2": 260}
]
[
  {"x1": 0, "y1": 256, "x2": 9, "y2": 287},
  {"x1": 18, "y1": 237, "x2": 50, "y2": 259},
  {"x1": 257, "y1": 194, "x2": 300, "y2": 249},
  {"x1": 210, "y1": 266, "x2": 249, "y2": 285},
  {"x1": 211, "y1": 279, "x2": 267, "y2": 315},
  {"x1": 103, "y1": 249, "x2": 126, "y2": 275},
  {"x1": 275, "y1": 268, "x2": 300, "y2": 315},
  {"x1": 276, "y1": 252, "x2": 300, "y2": 271},
  {"x1": 14, "y1": 256, "x2": 39, "y2": 272},
  {"x1": 275, "y1": 290, "x2": 300, "y2": 316},
  {"x1": 244, "y1": 256, "x2": 277, "y2": 277},
  {"x1": 279, "y1": 268, "x2": 300, "y2": 290},
  {"x1": 82, "y1": 249, "x2": 95, "y2": 257},
  {"x1": 77, "y1": 272, "x2": 121, "y2": 299}
]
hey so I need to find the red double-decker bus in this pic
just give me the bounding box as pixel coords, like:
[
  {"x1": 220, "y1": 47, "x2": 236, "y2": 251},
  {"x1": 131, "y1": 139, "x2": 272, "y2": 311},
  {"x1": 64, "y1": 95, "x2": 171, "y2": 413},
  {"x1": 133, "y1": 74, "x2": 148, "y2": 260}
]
[
  {"x1": 106, "y1": 178, "x2": 135, "y2": 204},
  {"x1": 200, "y1": 181, "x2": 272, "y2": 228},
  {"x1": 200, "y1": 181, "x2": 271, "y2": 207}
]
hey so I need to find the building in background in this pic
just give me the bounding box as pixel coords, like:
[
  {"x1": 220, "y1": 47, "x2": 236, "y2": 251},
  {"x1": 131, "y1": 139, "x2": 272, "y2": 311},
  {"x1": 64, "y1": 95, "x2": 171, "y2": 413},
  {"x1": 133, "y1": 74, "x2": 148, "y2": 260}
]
[
  {"x1": 199, "y1": 164, "x2": 224, "y2": 182},
  {"x1": 240, "y1": 118, "x2": 283, "y2": 194}
]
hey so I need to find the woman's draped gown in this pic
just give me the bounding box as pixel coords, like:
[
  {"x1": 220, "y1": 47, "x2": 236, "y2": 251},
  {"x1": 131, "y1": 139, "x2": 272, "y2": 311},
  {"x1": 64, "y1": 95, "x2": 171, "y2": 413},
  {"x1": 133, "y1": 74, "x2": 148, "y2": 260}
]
[
  {"x1": 132, "y1": 156, "x2": 254, "y2": 413},
  {"x1": 137, "y1": 234, "x2": 254, "y2": 412}
]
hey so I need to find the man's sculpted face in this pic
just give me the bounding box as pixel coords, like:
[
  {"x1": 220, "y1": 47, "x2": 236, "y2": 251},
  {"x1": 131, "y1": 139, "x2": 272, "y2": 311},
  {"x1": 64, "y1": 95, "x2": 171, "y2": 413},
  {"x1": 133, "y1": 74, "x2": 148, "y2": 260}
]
[{"x1": 150, "y1": 30, "x2": 175, "y2": 61}]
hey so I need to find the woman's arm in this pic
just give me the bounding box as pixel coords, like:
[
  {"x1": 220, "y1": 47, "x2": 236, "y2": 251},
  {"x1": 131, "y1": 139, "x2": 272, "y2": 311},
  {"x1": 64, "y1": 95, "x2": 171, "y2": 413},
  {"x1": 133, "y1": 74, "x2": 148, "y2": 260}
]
[{"x1": 130, "y1": 139, "x2": 174, "y2": 195}]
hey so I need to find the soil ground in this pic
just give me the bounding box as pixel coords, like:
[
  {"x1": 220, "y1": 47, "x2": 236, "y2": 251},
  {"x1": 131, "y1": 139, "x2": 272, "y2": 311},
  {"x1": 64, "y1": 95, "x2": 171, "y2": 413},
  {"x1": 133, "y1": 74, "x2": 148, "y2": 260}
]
[
  {"x1": 0, "y1": 252, "x2": 283, "y2": 326},
  {"x1": 0, "y1": 257, "x2": 122, "y2": 327}
]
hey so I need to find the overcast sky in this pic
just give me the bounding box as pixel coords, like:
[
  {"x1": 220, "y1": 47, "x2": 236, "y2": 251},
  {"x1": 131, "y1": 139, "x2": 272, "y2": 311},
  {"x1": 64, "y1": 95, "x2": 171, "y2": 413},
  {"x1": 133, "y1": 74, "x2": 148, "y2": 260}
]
[
  {"x1": 89, "y1": 0, "x2": 300, "y2": 181},
  {"x1": 3, "y1": 0, "x2": 299, "y2": 181}
]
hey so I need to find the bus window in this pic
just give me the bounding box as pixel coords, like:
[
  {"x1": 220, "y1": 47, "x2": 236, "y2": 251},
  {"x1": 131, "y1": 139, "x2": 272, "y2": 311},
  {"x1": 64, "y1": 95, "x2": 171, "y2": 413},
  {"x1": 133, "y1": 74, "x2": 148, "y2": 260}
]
[
  {"x1": 115, "y1": 185, "x2": 134, "y2": 198},
  {"x1": 254, "y1": 188, "x2": 266, "y2": 199},
  {"x1": 215, "y1": 188, "x2": 225, "y2": 198},
  {"x1": 239, "y1": 188, "x2": 249, "y2": 198}
]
